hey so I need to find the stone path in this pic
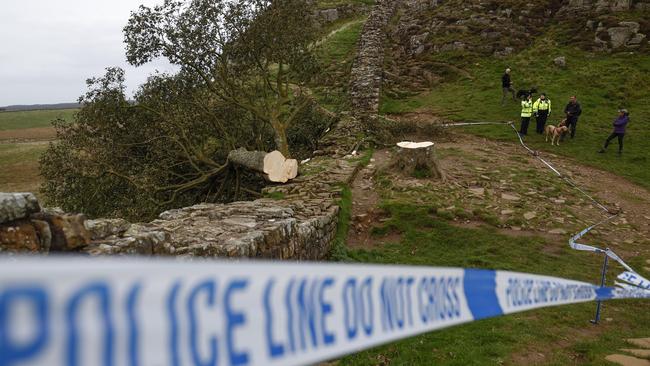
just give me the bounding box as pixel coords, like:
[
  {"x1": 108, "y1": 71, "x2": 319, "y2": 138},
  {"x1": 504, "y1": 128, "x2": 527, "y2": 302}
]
[{"x1": 606, "y1": 337, "x2": 650, "y2": 365}]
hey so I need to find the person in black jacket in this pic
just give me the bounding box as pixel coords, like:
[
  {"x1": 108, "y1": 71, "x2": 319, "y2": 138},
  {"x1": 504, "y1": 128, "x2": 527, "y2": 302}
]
[
  {"x1": 562, "y1": 95, "x2": 582, "y2": 141},
  {"x1": 501, "y1": 68, "x2": 515, "y2": 105}
]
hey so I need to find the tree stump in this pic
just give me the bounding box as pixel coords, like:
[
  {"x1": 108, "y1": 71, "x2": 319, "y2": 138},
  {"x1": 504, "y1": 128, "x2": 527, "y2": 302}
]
[
  {"x1": 227, "y1": 148, "x2": 298, "y2": 183},
  {"x1": 392, "y1": 141, "x2": 445, "y2": 180}
]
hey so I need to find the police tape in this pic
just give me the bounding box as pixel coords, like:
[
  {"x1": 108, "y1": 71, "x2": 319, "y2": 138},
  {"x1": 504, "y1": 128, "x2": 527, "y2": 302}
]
[{"x1": 1, "y1": 257, "x2": 649, "y2": 366}]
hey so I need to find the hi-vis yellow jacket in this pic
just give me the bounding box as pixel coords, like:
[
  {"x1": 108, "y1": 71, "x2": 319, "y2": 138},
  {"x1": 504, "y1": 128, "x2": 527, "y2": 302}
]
[
  {"x1": 521, "y1": 100, "x2": 533, "y2": 117},
  {"x1": 533, "y1": 98, "x2": 551, "y2": 114}
]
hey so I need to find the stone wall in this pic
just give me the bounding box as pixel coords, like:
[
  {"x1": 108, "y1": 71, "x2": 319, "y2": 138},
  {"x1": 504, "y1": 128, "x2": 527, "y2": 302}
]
[
  {"x1": 348, "y1": 0, "x2": 403, "y2": 120},
  {"x1": 0, "y1": 157, "x2": 359, "y2": 260}
]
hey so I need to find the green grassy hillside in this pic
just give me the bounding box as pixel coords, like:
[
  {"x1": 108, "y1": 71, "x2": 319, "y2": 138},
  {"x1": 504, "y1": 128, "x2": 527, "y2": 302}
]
[{"x1": 381, "y1": 39, "x2": 650, "y2": 189}]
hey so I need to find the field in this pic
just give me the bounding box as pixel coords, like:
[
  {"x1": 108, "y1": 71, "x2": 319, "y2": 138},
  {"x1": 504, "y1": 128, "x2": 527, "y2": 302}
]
[
  {"x1": 0, "y1": 109, "x2": 76, "y2": 194},
  {"x1": 0, "y1": 108, "x2": 76, "y2": 130}
]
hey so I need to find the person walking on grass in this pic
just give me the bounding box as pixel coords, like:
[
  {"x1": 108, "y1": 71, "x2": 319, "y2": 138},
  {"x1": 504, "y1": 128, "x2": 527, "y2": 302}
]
[
  {"x1": 519, "y1": 94, "x2": 533, "y2": 136},
  {"x1": 598, "y1": 109, "x2": 629, "y2": 155},
  {"x1": 562, "y1": 95, "x2": 582, "y2": 141},
  {"x1": 533, "y1": 93, "x2": 551, "y2": 134},
  {"x1": 501, "y1": 68, "x2": 515, "y2": 105}
]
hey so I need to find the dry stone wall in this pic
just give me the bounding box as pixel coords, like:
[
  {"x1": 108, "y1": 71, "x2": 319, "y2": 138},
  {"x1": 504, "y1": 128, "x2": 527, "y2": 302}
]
[
  {"x1": 349, "y1": 0, "x2": 403, "y2": 120},
  {"x1": 0, "y1": 158, "x2": 359, "y2": 260}
]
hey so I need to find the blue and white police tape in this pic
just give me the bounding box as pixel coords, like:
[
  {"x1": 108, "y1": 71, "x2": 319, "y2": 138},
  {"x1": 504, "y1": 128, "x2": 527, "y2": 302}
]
[
  {"x1": 1, "y1": 258, "x2": 650, "y2": 366},
  {"x1": 618, "y1": 271, "x2": 650, "y2": 291}
]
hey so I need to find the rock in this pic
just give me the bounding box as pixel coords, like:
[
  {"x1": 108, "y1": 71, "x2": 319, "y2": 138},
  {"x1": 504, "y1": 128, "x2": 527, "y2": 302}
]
[
  {"x1": 494, "y1": 47, "x2": 515, "y2": 57},
  {"x1": 469, "y1": 187, "x2": 485, "y2": 196},
  {"x1": 32, "y1": 220, "x2": 52, "y2": 252},
  {"x1": 619, "y1": 21, "x2": 640, "y2": 33},
  {"x1": 626, "y1": 338, "x2": 650, "y2": 349},
  {"x1": 524, "y1": 212, "x2": 537, "y2": 220},
  {"x1": 90, "y1": 230, "x2": 167, "y2": 255},
  {"x1": 501, "y1": 209, "x2": 515, "y2": 215},
  {"x1": 0, "y1": 219, "x2": 41, "y2": 252},
  {"x1": 548, "y1": 228, "x2": 567, "y2": 235},
  {"x1": 31, "y1": 213, "x2": 91, "y2": 251},
  {"x1": 628, "y1": 33, "x2": 646, "y2": 46},
  {"x1": 511, "y1": 226, "x2": 522, "y2": 231},
  {"x1": 319, "y1": 8, "x2": 339, "y2": 22},
  {"x1": 501, "y1": 193, "x2": 521, "y2": 201},
  {"x1": 0, "y1": 192, "x2": 41, "y2": 224},
  {"x1": 605, "y1": 354, "x2": 650, "y2": 366},
  {"x1": 409, "y1": 32, "x2": 429, "y2": 55},
  {"x1": 611, "y1": 0, "x2": 632, "y2": 11},
  {"x1": 608, "y1": 26, "x2": 634, "y2": 49},
  {"x1": 85, "y1": 218, "x2": 132, "y2": 240},
  {"x1": 553, "y1": 56, "x2": 566, "y2": 68},
  {"x1": 606, "y1": 21, "x2": 646, "y2": 48}
]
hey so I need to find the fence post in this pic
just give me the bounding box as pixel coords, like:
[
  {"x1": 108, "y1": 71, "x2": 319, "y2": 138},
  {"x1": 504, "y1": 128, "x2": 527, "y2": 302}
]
[{"x1": 590, "y1": 250, "x2": 609, "y2": 325}]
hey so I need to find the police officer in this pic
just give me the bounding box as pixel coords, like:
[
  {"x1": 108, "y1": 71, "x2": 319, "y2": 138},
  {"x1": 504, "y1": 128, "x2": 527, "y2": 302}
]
[
  {"x1": 519, "y1": 94, "x2": 533, "y2": 136},
  {"x1": 533, "y1": 93, "x2": 551, "y2": 134}
]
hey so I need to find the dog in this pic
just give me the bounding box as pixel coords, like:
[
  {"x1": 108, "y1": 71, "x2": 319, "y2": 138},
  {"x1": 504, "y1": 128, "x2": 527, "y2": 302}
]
[
  {"x1": 516, "y1": 87, "x2": 538, "y2": 99},
  {"x1": 545, "y1": 122, "x2": 569, "y2": 146}
]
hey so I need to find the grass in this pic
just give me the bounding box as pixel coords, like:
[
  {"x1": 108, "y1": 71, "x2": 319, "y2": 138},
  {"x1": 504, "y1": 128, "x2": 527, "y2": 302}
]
[
  {"x1": 380, "y1": 39, "x2": 650, "y2": 190},
  {"x1": 0, "y1": 109, "x2": 76, "y2": 130},
  {"x1": 337, "y1": 201, "x2": 650, "y2": 365},
  {"x1": 313, "y1": 17, "x2": 366, "y2": 112},
  {"x1": 0, "y1": 109, "x2": 70, "y2": 193},
  {"x1": 0, "y1": 142, "x2": 48, "y2": 194},
  {"x1": 318, "y1": 16, "x2": 365, "y2": 67},
  {"x1": 330, "y1": 184, "x2": 354, "y2": 261}
]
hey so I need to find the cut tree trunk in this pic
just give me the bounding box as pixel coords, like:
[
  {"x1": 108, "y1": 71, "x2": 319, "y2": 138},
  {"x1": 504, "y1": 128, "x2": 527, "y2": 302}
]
[
  {"x1": 392, "y1": 141, "x2": 445, "y2": 180},
  {"x1": 227, "y1": 148, "x2": 298, "y2": 183}
]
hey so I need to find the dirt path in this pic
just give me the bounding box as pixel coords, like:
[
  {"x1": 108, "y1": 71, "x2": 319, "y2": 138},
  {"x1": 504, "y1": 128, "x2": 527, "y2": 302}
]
[{"x1": 347, "y1": 149, "x2": 390, "y2": 249}]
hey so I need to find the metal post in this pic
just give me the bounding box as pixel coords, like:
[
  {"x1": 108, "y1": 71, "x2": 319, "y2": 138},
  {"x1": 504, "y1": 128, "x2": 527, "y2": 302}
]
[{"x1": 590, "y1": 251, "x2": 609, "y2": 324}]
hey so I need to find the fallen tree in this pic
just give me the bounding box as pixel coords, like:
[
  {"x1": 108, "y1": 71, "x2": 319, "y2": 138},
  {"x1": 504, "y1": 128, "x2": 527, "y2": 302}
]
[{"x1": 227, "y1": 148, "x2": 298, "y2": 183}]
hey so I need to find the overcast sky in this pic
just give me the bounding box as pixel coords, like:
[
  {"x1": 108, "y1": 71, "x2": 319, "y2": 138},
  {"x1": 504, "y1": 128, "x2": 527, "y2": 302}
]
[{"x1": 0, "y1": 0, "x2": 176, "y2": 106}]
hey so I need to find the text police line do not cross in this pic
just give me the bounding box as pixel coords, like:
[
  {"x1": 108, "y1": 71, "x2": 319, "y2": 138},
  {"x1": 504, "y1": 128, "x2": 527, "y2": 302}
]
[{"x1": 1, "y1": 258, "x2": 649, "y2": 366}]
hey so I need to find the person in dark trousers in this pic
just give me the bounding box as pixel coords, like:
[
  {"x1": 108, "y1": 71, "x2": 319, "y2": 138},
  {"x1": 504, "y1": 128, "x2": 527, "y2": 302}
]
[
  {"x1": 501, "y1": 68, "x2": 515, "y2": 105},
  {"x1": 562, "y1": 95, "x2": 582, "y2": 141},
  {"x1": 599, "y1": 109, "x2": 629, "y2": 155},
  {"x1": 533, "y1": 93, "x2": 551, "y2": 134},
  {"x1": 519, "y1": 94, "x2": 533, "y2": 135}
]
